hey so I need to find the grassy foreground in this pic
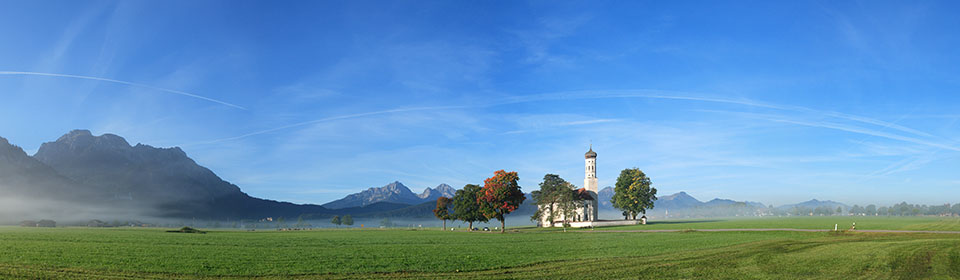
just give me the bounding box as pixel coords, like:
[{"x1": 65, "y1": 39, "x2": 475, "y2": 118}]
[
  {"x1": 0, "y1": 217, "x2": 958, "y2": 279},
  {"x1": 596, "y1": 216, "x2": 960, "y2": 231}
]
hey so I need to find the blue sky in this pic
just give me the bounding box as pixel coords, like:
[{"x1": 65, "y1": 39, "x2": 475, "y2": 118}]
[{"x1": 1, "y1": 1, "x2": 958, "y2": 206}]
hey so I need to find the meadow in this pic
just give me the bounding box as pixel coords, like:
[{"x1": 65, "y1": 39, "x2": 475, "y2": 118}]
[
  {"x1": 1, "y1": 216, "x2": 958, "y2": 279},
  {"x1": 595, "y1": 215, "x2": 960, "y2": 231}
]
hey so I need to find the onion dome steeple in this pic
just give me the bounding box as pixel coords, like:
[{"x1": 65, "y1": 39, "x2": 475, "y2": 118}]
[{"x1": 585, "y1": 145, "x2": 597, "y2": 158}]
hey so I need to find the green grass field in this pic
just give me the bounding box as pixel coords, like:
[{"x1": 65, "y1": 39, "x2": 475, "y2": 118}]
[
  {"x1": 2, "y1": 216, "x2": 959, "y2": 279},
  {"x1": 596, "y1": 216, "x2": 960, "y2": 231}
]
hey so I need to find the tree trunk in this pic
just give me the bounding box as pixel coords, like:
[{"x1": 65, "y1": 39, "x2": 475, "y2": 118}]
[
  {"x1": 500, "y1": 219, "x2": 505, "y2": 233},
  {"x1": 468, "y1": 221, "x2": 473, "y2": 231},
  {"x1": 549, "y1": 204, "x2": 555, "y2": 227},
  {"x1": 442, "y1": 219, "x2": 446, "y2": 231}
]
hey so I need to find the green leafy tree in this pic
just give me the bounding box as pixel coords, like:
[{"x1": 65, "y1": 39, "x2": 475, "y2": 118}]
[
  {"x1": 296, "y1": 215, "x2": 306, "y2": 228},
  {"x1": 343, "y1": 215, "x2": 354, "y2": 227},
  {"x1": 531, "y1": 174, "x2": 579, "y2": 230},
  {"x1": 479, "y1": 170, "x2": 526, "y2": 233},
  {"x1": 380, "y1": 218, "x2": 393, "y2": 228},
  {"x1": 453, "y1": 184, "x2": 488, "y2": 230},
  {"x1": 611, "y1": 168, "x2": 657, "y2": 220},
  {"x1": 866, "y1": 204, "x2": 877, "y2": 216},
  {"x1": 836, "y1": 206, "x2": 843, "y2": 215},
  {"x1": 434, "y1": 197, "x2": 453, "y2": 230},
  {"x1": 556, "y1": 192, "x2": 581, "y2": 232},
  {"x1": 850, "y1": 205, "x2": 864, "y2": 215},
  {"x1": 331, "y1": 215, "x2": 342, "y2": 228}
]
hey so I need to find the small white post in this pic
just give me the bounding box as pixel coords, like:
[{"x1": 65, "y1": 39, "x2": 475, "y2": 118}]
[{"x1": 834, "y1": 224, "x2": 838, "y2": 231}]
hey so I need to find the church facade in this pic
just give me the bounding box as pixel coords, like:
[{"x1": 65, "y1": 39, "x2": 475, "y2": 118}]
[{"x1": 538, "y1": 146, "x2": 599, "y2": 227}]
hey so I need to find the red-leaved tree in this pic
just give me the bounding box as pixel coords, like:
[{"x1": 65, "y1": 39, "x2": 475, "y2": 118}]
[{"x1": 479, "y1": 170, "x2": 525, "y2": 233}]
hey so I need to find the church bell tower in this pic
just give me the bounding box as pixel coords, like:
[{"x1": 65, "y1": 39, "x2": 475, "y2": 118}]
[{"x1": 584, "y1": 145, "x2": 599, "y2": 221}]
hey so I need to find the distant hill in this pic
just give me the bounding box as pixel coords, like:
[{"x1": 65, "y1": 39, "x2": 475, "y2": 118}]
[
  {"x1": 598, "y1": 187, "x2": 614, "y2": 208},
  {"x1": 0, "y1": 136, "x2": 103, "y2": 221},
  {"x1": 5, "y1": 130, "x2": 329, "y2": 221},
  {"x1": 654, "y1": 191, "x2": 704, "y2": 209},
  {"x1": 0, "y1": 136, "x2": 86, "y2": 199},
  {"x1": 595, "y1": 189, "x2": 776, "y2": 218},
  {"x1": 704, "y1": 198, "x2": 765, "y2": 208},
  {"x1": 777, "y1": 199, "x2": 847, "y2": 211},
  {"x1": 322, "y1": 181, "x2": 456, "y2": 209}
]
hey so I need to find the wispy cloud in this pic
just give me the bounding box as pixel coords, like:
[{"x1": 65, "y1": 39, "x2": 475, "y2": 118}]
[
  {"x1": 491, "y1": 90, "x2": 939, "y2": 141},
  {"x1": 183, "y1": 105, "x2": 469, "y2": 146},
  {"x1": 694, "y1": 109, "x2": 960, "y2": 153},
  {"x1": 0, "y1": 71, "x2": 246, "y2": 110},
  {"x1": 769, "y1": 118, "x2": 960, "y2": 152},
  {"x1": 193, "y1": 89, "x2": 943, "y2": 148},
  {"x1": 562, "y1": 119, "x2": 619, "y2": 126}
]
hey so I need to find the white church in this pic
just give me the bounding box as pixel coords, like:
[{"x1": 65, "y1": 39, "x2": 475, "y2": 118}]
[{"x1": 538, "y1": 146, "x2": 641, "y2": 228}]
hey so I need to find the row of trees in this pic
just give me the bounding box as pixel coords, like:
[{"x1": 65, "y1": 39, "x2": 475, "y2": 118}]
[
  {"x1": 329, "y1": 215, "x2": 354, "y2": 227},
  {"x1": 768, "y1": 202, "x2": 960, "y2": 217},
  {"x1": 434, "y1": 170, "x2": 526, "y2": 233},
  {"x1": 849, "y1": 202, "x2": 960, "y2": 216},
  {"x1": 434, "y1": 168, "x2": 659, "y2": 232},
  {"x1": 530, "y1": 168, "x2": 658, "y2": 229}
]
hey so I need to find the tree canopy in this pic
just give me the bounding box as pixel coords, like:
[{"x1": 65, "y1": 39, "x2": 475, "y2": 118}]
[
  {"x1": 330, "y1": 215, "x2": 342, "y2": 227},
  {"x1": 434, "y1": 196, "x2": 453, "y2": 230},
  {"x1": 479, "y1": 170, "x2": 525, "y2": 233},
  {"x1": 611, "y1": 168, "x2": 657, "y2": 220},
  {"x1": 453, "y1": 184, "x2": 488, "y2": 230},
  {"x1": 531, "y1": 174, "x2": 579, "y2": 229}
]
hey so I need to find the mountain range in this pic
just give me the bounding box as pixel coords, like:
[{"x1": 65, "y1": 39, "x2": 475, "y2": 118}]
[
  {"x1": 0, "y1": 130, "x2": 462, "y2": 222},
  {"x1": 776, "y1": 199, "x2": 848, "y2": 210},
  {"x1": 1, "y1": 129, "x2": 851, "y2": 223},
  {"x1": 1, "y1": 130, "x2": 335, "y2": 220},
  {"x1": 597, "y1": 188, "x2": 765, "y2": 212},
  {"x1": 322, "y1": 182, "x2": 455, "y2": 209}
]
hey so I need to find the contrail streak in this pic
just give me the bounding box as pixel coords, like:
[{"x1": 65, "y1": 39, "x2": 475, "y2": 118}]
[
  {"x1": 188, "y1": 89, "x2": 946, "y2": 149},
  {"x1": 695, "y1": 109, "x2": 960, "y2": 152},
  {"x1": 485, "y1": 90, "x2": 936, "y2": 140},
  {"x1": 768, "y1": 118, "x2": 960, "y2": 152},
  {"x1": 0, "y1": 71, "x2": 246, "y2": 110}
]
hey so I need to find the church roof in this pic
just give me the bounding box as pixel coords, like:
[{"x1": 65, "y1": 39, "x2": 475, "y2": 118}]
[
  {"x1": 585, "y1": 145, "x2": 597, "y2": 158},
  {"x1": 574, "y1": 188, "x2": 595, "y2": 200}
]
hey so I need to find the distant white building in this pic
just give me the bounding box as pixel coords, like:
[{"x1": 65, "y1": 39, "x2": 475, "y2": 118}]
[{"x1": 539, "y1": 146, "x2": 599, "y2": 227}]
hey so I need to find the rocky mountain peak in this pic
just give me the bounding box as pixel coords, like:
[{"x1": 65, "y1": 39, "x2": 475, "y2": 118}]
[
  {"x1": 418, "y1": 183, "x2": 456, "y2": 200},
  {"x1": 0, "y1": 136, "x2": 30, "y2": 162},
  {"x1": 381, "y1": 181, "x2": 411, "y2": 193},
  {"x1": 661, "y1": 191, "x2": 695, "y2": 201},
  {"x1": 435, "y1": 183, "x2": 455, "y2": 194},
  {"x1": 53, "y1": 129, "x2": 130, "y2": 149},
  {"x1": 323, "y1": 181, "x2": 453, "y2": 209},
  {"x1": 36, "y1": 130, "x2": 135, "y2": 165}
]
